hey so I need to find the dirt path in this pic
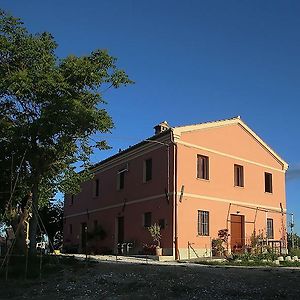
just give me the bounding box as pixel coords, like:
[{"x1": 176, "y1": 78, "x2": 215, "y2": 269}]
[{"x1": 1, "y1": 260, "x2": 300, "y2": 299}]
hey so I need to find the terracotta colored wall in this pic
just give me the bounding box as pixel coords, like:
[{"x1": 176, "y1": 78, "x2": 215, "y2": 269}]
[
  {"x1": 176, "y1": 124, "x2": 286, "y2": 253},
  {"x1": 63, "y1": 141, "x2": 174, "y2": 253}
]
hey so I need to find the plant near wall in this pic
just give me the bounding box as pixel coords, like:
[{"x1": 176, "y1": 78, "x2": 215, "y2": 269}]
[
  {"x1": 148, "y1": 223, "x2": 161, "y2": 248},
  {"x1": 212, "y1": 229, "x2": 230, "y2": 257}
]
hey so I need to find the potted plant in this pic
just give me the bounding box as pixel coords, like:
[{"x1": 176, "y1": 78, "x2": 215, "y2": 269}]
[{"x1": 148, "y1": 223, "x2": 162, "y2": 256}]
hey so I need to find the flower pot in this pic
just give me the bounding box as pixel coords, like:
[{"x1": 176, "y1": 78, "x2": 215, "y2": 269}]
[{"x1": 156, "y1": 247, "x2": 162, "y2": 256}]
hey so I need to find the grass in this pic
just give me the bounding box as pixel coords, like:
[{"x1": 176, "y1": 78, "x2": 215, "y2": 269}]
[{"x1": 193, "y1": 258, "x2": 300, "y2": 268}]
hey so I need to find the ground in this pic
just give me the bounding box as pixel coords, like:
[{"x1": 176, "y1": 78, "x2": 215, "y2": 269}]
[{"x1": 0, "y1": 256, "x2": 300, "y2": 299}]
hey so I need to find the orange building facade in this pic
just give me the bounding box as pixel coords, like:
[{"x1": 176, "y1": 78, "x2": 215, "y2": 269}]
[{"x1": 63, "y1": 117, "x2": 288, "y2": 259}]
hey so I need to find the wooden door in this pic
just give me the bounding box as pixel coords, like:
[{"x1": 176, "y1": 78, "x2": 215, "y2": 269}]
[
  {"x1": 230, "y1": 214, "x2": 244, "y2": 252},
  {"x1": 117, "y1": 216, "x2": 124, "y2": 244},
  {"x1": 81, "y1": 222, "x2": 87, "y2": 252}
]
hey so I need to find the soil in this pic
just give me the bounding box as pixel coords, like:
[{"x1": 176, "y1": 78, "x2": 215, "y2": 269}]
[{"x1": 1, "y1": 258, "x2": 300, "y2": 299}]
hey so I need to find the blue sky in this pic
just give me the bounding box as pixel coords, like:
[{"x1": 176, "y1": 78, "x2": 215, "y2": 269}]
[{"x1": 2, "y1": 1, "x2": 300, "y2": 233}]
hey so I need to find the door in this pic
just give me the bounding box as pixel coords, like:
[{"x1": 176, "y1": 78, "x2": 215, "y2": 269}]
[
  {"x1": 81, "y1": 222, "x2": 87, "y2": 253},
  {"x1": 117, "y1": 216, "x2": 124, "y2": 244},
  {"x1": 230, "y1": 214, "x2": 244, "y2": 252}
]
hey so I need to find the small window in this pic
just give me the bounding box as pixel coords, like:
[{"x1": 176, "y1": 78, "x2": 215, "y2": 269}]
[
  {"x1": 198, "y1": 210, "x2": 209, "y2": 236},
  {"x1": 265, "y1": 172, "x2": 273, "y2": 193},
  {"x1": 95, "y1": 179, "x2": 100, "y2": 197},
  {"x1": 70, "y1": 195, "x2": 74, "y2": 205},
  {"x1": 117, "y1": 171, "x2": 125, "y2": 190},
  {"x1": 69, "y1": 224, "x2": 73, "y2": 234},
  {"x1": 144, "y1": 158, "x2": 152, "y2": 182},
  {"x1": 267, "y1": 218, "x2": 274, "y2": 239},
  {"x1": 158, "y1": 219, "x2": 165, "y2": 229},
  {"x1": 197, "y1": 155, "x2": 209, "y2": 180},
  {"x1": 234, "y1": 164, "x2": 244, "y2": 187},
  {"x1": 144, "y1": 212, "x2": 152, "y2": 227}
]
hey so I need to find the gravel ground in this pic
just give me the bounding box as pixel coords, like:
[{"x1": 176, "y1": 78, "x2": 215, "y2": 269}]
[{"x1": 1, "y1": 255, "x2": 300, "y2": 299}]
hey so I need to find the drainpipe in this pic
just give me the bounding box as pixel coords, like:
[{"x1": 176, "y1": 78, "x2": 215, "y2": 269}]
[{"x1": 170, "y1": 130, "x2": 179, "y2": 260}]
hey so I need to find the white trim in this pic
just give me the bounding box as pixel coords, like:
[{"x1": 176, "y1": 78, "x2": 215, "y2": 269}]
[
  {"x1": 65, "y1": 189, "x2": 286, "y2": 220},
  {"x1": 180, "y1": 192, "x2": 286, "y2": 213},
  {"x1": 173, "y1": 117, "x2": 288, "y2": 170},
  {"x1": 92, "y1": 136, "x2": 171, "y2": 174},
  {"x1": 177, "y1": 140, "x2": 285, "y2": 173},
  {"x1": 65, "y1": 193, "x2": 166, "y2": 219}
]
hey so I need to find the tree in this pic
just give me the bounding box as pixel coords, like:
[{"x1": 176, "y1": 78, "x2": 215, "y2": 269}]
[
  {"x1": 39, "y1": 200, "x2": 64, "y2": 250},
  {"x1": 0, "y1": 10, "x2": 133, "y2": 254}
]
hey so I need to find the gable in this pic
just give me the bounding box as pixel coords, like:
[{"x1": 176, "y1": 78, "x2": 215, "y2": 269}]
[{"x1": 174, "y1": 119, "x2": 287, "y2": 171}]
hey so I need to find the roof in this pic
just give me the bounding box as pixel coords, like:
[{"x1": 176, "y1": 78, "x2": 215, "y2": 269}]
[
  {"x1": 91, "y1": 128, "x2": 172, "y2": 172},
  {"x1": 173, "y1": 116, "x2": 289, "y2": 170},
  {"x1": 91, "y1": 116, "x2": 288, "y2": 172}
]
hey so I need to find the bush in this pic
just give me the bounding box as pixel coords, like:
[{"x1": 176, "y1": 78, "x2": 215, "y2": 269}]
[{"x1": 289, "y1": 248, "x2": 300, "y2": 257}]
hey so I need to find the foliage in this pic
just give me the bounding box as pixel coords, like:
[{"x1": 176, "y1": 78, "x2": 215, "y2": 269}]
[
  {"x1": 0, "y1": 10, "x2": 133, "y2": 252},
  {"x1": 289, "y1": 247, "x2": 300, "y2": 257},
  {"x1": 142, "y1": 243, "x2": 157, "y2": 255},
  {"x1": 212, "y1": 229, "x2": 229, "y2": 256},
  {"x1": 231, "y1": 251, "x2": 278, "y2": 262},
  {"x1": 38, "y1": 200, "x2": 63, "y2": 249},
  {"x1": 148, "y1": 223, "x2": 161, "y2": 247},
  {"x1": 287, "y1": 233, "x2": 300, "y2": 249}
]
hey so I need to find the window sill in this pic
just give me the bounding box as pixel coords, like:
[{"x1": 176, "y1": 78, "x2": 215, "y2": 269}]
[
  {"x1": 234, "y1": 185, "x2": 244, "y2": 189},
  {"x1": 196, "y1": 178, "x2": 210, "y2": 182},
  {"x1": 197, "y1": 235, "x2": 210, "y2": 237},
  {"x1": 264, "y1": 191, "x2": 273, "y2": 195},
  {"x1": 143, "y1": 180, "x2": 152, "y2": 184}
]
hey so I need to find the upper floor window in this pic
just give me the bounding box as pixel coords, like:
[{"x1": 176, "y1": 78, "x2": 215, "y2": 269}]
[
  {"x1": 267, "y1": 218, "x2": 274, "y2": 239},
  {"x1": 234, "y1": 164, "x2": 244, "y2": 187},
  {"x1": 117, "y1": 171, "x2": 125, "y2": 190},
  {"x1": 95, "y1": 179, "x2": 100, "y2": 197},
  {"x1": 197, "y1": 155, "x2": 209, "y2": 180},
  {"x1": 69, "y1": 224, "x2": 73, "y2": 234},
  {"x1": 143, "y1": 212, "x2": 152, "y2": 227},
  {"x1": 265, "y1": 172, "x2": 273, "y2": 193},
  {"x1": 198, "y1": 210, "x2": 209, "y2": 236},
  {"x1": 143, "y1": 158, "x2": 152, "y2": 182},
  {"x1": 70, "y1": 195, "x2": 74, "y2": 205}
]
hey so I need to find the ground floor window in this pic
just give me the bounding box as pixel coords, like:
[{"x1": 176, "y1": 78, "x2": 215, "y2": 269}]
[
  {"x1": 267, "y1": 218, "x2": 274, "y2": 239},
  {"x1": 198, "y1": 210, "x2": 209, "y2": 236},
  {"x1": 144, "y1": 212, "x2": 152, "y2": 227}
]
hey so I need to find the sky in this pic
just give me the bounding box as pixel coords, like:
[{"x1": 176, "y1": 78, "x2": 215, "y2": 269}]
[{"x1": 1, "y1": 0, "x2": 300, "y2": 233}]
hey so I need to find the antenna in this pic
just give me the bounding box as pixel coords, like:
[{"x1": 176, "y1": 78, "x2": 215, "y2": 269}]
[{"x1": 289, "y1": 213, "x2": 295, "y2": 249}]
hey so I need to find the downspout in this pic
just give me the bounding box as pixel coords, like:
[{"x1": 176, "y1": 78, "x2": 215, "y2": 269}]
[{"x1": 170, "y1": 130, "x2": 179, "y2": 260}]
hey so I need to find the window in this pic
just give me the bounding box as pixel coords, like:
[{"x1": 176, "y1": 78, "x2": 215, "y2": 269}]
[
  {"x1": 70, "y1": 195, "x2": 74, "y2": 205},
  {"x1": 265, "y1": 172, "x2": 273, "y2": 193},
  {"x1": 95, "y1": 179, "x2": 99, "y2": 197},
  {"x1": 144, "y1": 158, "x2": 152, "y2": 182},
  {"x1": 267, "y1": 218, "x2": 274, "y2": 239},
  {"x1": 69, "y1": 224, "x2": 73, "y2": 234},
  {"x1": 158, "y1": 219, "x2": 165, "y2": 229},
  {"x1": 144, "y1": 212, "x2": 152, "y2": 227},
  {"x1": 117, "y1": 171, "x2": 125, "y2": 190},
  {"x1": 198, "y1": 210, "x2": 209, "y2": 236},
  {"x1": 197, "y1": 155, "x2": 209, "y2": 180},
  {"x1": 234, "y1": 164, "x2": 244, "y2": 187}
]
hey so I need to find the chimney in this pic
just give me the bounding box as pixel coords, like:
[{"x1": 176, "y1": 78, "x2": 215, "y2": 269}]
[{"x1": 154, "y1": 121, "x2": 170, "y2": 135}]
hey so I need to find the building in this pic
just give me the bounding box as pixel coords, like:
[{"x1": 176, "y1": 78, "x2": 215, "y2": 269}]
[{"x1": 63, "y1": 117, "x2": 288, "y2": 259}]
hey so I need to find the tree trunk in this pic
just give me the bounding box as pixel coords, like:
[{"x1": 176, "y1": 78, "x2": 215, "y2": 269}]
[{"x1": 29, "y1": 182, "x2": 39, "y2": 255}]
